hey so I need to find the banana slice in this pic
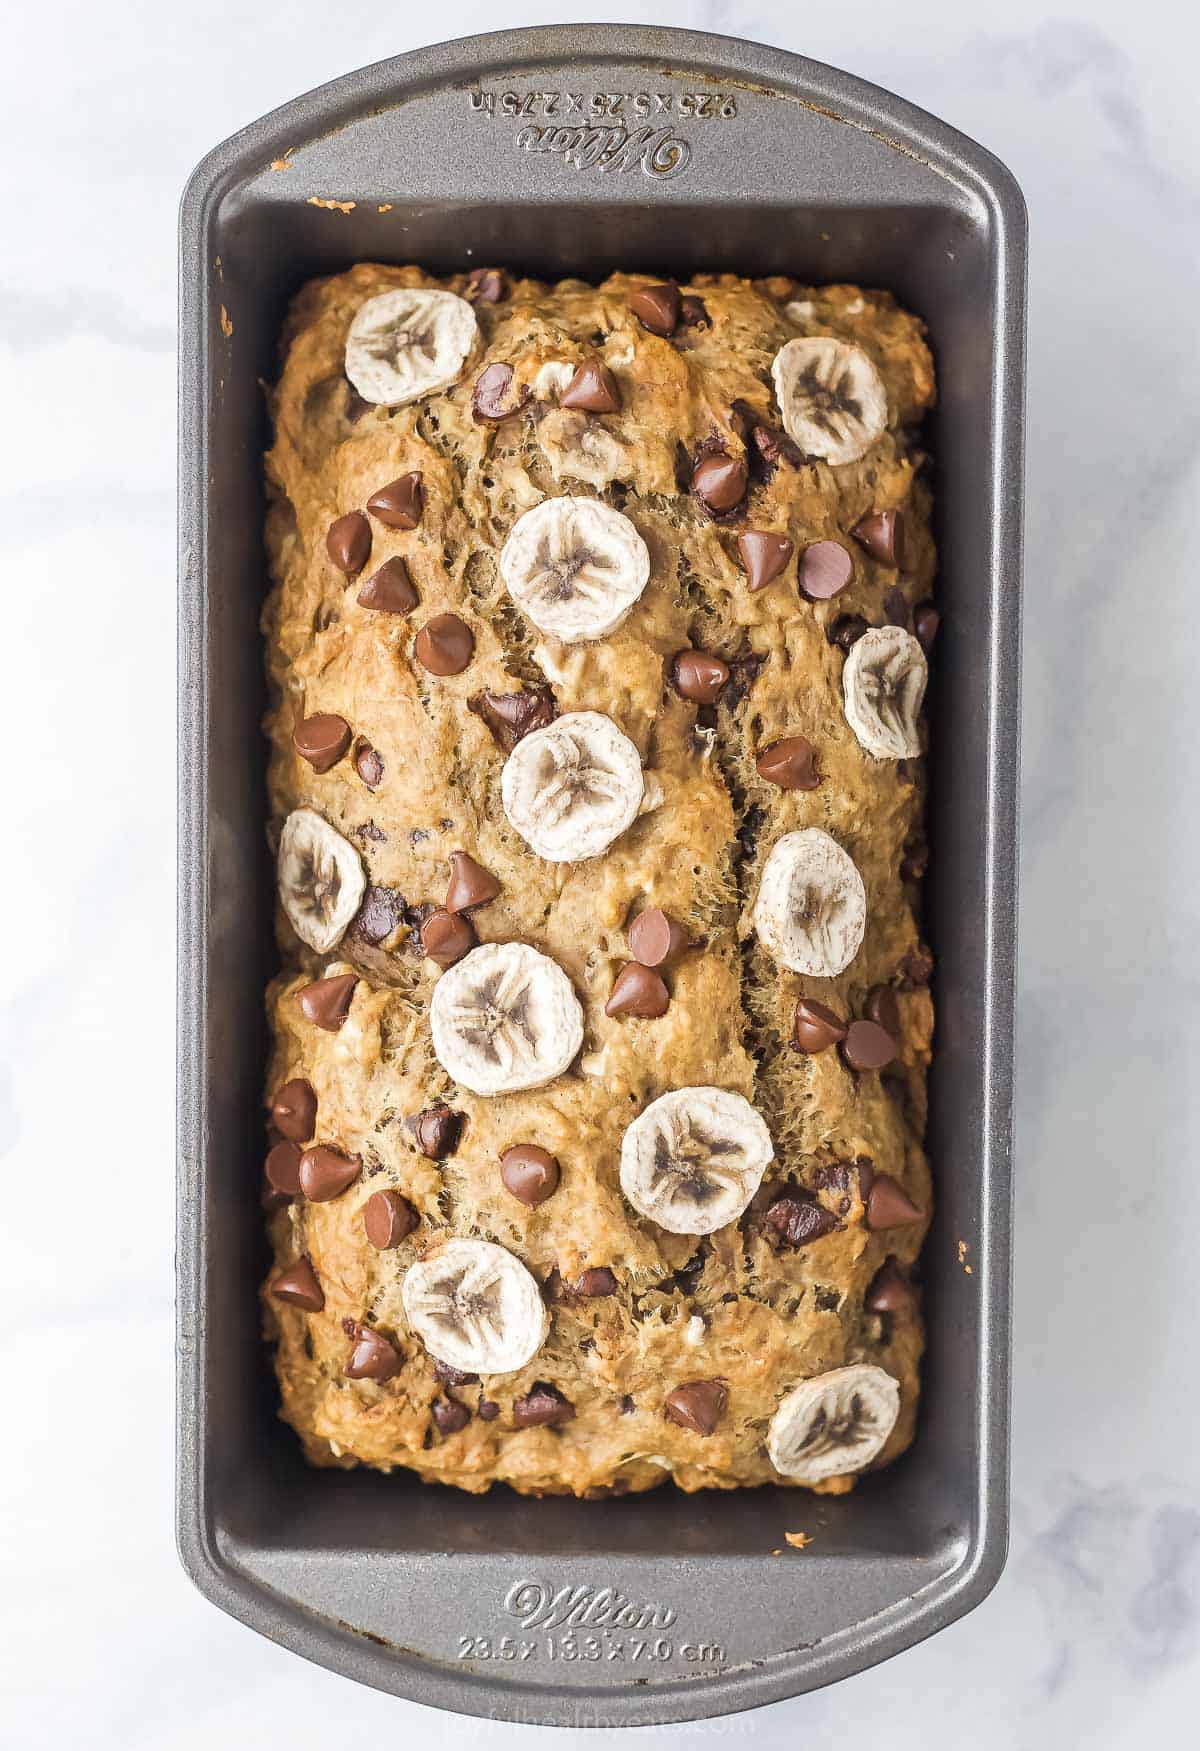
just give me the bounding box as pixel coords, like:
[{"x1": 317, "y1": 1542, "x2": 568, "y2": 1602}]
[
  {"x1": 771, "y1": 337, "x2": 888, "y2": 466},
  {"x1": 501, "y1": 711, "x2": 644, "y2": 862},
  {"x1": 767, "y1": 1364, "x2": 900, "y2": 1482},
  {"x1": 620, "y1": 1087, "x2": 774, "y2": 1235},
  {"x1": 499, "y1": 497, "x2": 650, "y2": 642},
  {"x1": 753, "y1": 828, "x2": 866, "y2": 977},
  {"x1": 401, "y1": 1238, "x2": 549, "y2": 1375},
  {"x1": 344, "y1": 288, "x2": 477, "y2": 407},
  {"x1": 430, "y1": 941, "x2": 584, "y2": 1095},
  {"x1": 537, "y1": 410, "x2": 631, "y2": 490},
  {"x1": 842, "y1": 626, "x2": 927, "y2": 759},
  {"x1": 277, "y1": 808, "x2": 367, "y2": 953}
]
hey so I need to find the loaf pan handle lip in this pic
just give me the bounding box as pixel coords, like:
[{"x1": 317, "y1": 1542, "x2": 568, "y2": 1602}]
[
  {"x1": 178, "y1": 21, "x2": 1024, "y2": 1723},
  {"x1": 178, "y1": 23, "x2": 1029, "y2": 229}
]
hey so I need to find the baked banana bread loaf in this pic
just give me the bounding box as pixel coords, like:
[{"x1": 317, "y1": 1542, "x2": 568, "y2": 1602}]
[{"x1": 262, "y1": 263, "x2": 936, "y2": 1497}]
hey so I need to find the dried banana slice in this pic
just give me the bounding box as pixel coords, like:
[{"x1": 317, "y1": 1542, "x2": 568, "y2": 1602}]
[
  {"x1": 401, "y1": 1238, "x2": 549, "y2": 1375},
  {"x1": 501, "y1": 711, "x2": 644, "y2": 862},
  {"x1": 767, "y1": 1364, "x2": 900, "y2": 1482},
  {"x1": 753, "y1": 828, "x2": 866, "y2": 977},
  {"x1": 499, "y1": 497, "x2": 650, "y2": 641},
  {"x1": 277, "y1": 808, "x2": 366, "y2": 953},
  {"x1": 771, "y1": 337, "x2": 888, "y2": 465},
  {"x1": 620, "y1": 1087, "x2": 774, "y2": 1235},
  {"x1": 430, "y1": 941, "x2": 584, "y2": 1096},
  {"x1": 344, "y1": 288, "x2": 477, "y2": 406},
  {"x1": 842, "y1": 625, "x2": 927, "y2": 759}
]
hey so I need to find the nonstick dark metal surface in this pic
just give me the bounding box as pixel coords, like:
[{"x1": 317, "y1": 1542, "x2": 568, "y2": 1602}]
[{"x1": 177, "y1": 25, "x2": 1025, "y2": 1724}]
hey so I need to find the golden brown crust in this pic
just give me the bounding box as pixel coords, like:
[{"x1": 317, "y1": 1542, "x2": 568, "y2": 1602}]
[{"x1": 262, "y1": 264, "x2": 935, "y2": 1496}]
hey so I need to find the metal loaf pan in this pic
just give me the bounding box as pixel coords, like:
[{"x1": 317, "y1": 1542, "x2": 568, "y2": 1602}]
[{"x1": 177, "y1": 25, "x2": 1025, "y2": 1726}]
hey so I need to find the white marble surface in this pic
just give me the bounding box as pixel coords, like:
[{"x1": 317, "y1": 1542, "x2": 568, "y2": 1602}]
[{"x1": 3, "y1": 0, "x2": 1199, "y2": 1743}]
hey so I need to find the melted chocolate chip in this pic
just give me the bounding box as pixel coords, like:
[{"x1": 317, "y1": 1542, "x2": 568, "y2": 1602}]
[
  {"x1": 468, "y1": 685, "x2": 557, "y2": 751},
  {"x1": 852, "y1": 509, "x2": 906, "y2": 567},
  {"x1": 765, "y1": 1192, "x2": 839, "y2": 1248},
  {"x1": 865, "y1": 1174, "x2": 923, "y2": 1231},
  {"x1": 629, "y1": 282, "x2": 680, "y2": 336},
  {"x1": 298, "y1": 1145, "x2": 361, "y2": 1202},
  {"x1": 270, "y1": 1256, "x2": 324, "y2": 1311},
  {"x1": 799, "y1": 540, "x2": 854, "y2": 601},
  {"x1": 366, "y1": 473, "x2": 424, "y2": 530},
  {"x1": 605, "y1": 962, "x2": 670, "y2": 1019},
  {"x1": 431, "y1": 1397, "x2": 471, "y2": 1435},
  {"x1": 679, "y1": 294, "x2": 710, "y2": 329},
  {"x1": 865, "y1": 1257, "x2": 916, "y2": 1313},
  {"x1": 791, "y1": 998, "x2": 848, "y2": 1054},
  {"x1": 663, "y1": 1379, "x2": 727, "y2": 1435},
  {"x1": 363, "y1": 1189, "x2": 418, "y2": 1249},
  {"x1": 865, "y1": 984, "x2": 901, "y2": 1038},
  {"x1": 559, "y1": 357, "x2": 621, "y2": 413},
  {"x1": 414, "y1": 614, "x2": 474, "y2": 676},
  {"x1": 420, "y1": 907, "x2": 476, "y2": 968},
  {"x1": 755, "y1": 735, "x2": 819, "y2": 790},
  {"x1": 298, "y1": 973, "x2": 358, "y2": 1031},
  {"x1": 692, "y1": 451, "x2": 748, "y2": 514},
  {"x1": 354, "y1": 739, "x2": 385, "y2": 789},
  {"x1": 500, "y1": 1143, "x2": 560, "y2": 1207},
  {"x1": 434, "y1": 1359, "x2": 478, "y2": 1387},
  {"x1": 472, "y1": 362, "x2": 524, "y2": 422},
  {"x1": 841, "y1": 1019, "x2": 897, "y2": 1072},
  {"x1": 270, "y1": 1078, "x2": 317, "y2": 1144},
  {"x1": 353, "y1": 884, "x2": 406, "y2": 947},
  {"x1": 467, "y1": 267, "x2": 506, "y2": 303},
  {"x1": 627, "y1": 908, "x2": 688, "y2": 968},
  {"x1": 292, "y1": 713, "x2": 351, "y2": 774},
  {"x1": 512, "y1": 1383, "x2": 575, "y2": 1428},
  {"x1": 828, "y1": 613, "x2": 869, "y2": 651},
  {"x1": 343, "y1": 1324, "x2": 402, "y2": 1382},
  {"x1": 899, "y1": 947, "x2": 934, "y2": 989},
  {"x1": 326, "y1": 511, "x2": 371, "y2": 577},
  {"x1": 445, "y1": 851, "x2": 500, "y2": 913},
  {"x1": 477, "y1": 1398, "x2": 500, "y2": 1421},
  {"x1": 670, "y1": 649, "x2": 730, "y2": 704},
  {"x1": 914, "y1": 601, "x2": 940, "y2": 650},
  {"x1": 265, "y1": 1139, "x2": 303, "y2": 1197},
  {"x1": 407, "y1": 1103, "x2": 464, "y2": 1160},
  {"x1": 737, "y1": 530, "x2": 794, "y2": 592},
  {"x1": 357, "y1": 556, "x2": 418, "y2": 614},
  {"x1": 569, "y1": 1267, "x2": 618, "y2": 1298}
]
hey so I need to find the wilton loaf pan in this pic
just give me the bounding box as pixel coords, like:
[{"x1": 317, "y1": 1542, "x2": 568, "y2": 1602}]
[{"x1": 177, "y1": 25, "x2": 1025, "y2": 1725}]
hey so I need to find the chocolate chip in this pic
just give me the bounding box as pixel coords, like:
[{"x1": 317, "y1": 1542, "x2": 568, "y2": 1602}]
[
  {"x1": 363, "y1": 1189, "x2": 418, "y2": 1249},
  {"x1": 791, "y1": 998, "x2": 848, "y2": 1054},
  {"x1": 357, "y1": 556, "x2": 419, "y2": 614},
  {"x1": 679, "y1": 294, "x2": 710, "y2": 329},
  {"x1": 292, "y1": 712, "x2": 351, "y2": 774},
  {"x1": 627, "y1": 908, "x2": 688, "y2": 968},
  {"x1": 408, "y1": 1103, "x2": 464, "y2": 1160},
  {"x1": 724, "y1": 652, "x2": 765, "y2": 712},
  {"x1": 852, "y1": 509, "x2": 906, "y2": 567},
  {"x1": 344, "y1": 1324, "x2": 402, "y2": 1382},
  {"x1": 500, "y1": 1144, "x2": 560, "y2": 1207},
  {"x1": 299, "y1": 1145, "x2": 361, "y2": 1202},
  {"x1": 512, "y1": 1383, "x2": 575, "y2": 1428},
  {"x1": 445, "y1": 850, "x2": 500, "y2": 913},
  {"x1": 619, "y1": 1394, "x2": 636, "y2": 1415},
  {"x1": 841, "y1": 1019, "x2": 897, "y2": 1072},
  {"x1": 477, "y1": 1398, "x2": 500, "y2": 1421},
  {"x1": 755, "y1": 735, "x2": 819, "y2": 790},
  {"x1": 270, "y1": 1078, "x2": 317, "y2": 1144},
  {"x1": 265, "y1": 1139, "x2": 303, "y2": 1196},
  {"x1": 670, "y1": 648, "x2": 730, "y2": 704},
  {"x1": 737, "y1": 530, "x2": 794, "y2": 592},
  {"x1": 353, "y1": 884, "x2": 406, "y2": 947},
  {"x1": 468, "y1": 684, "x2": 557, "y2": 751},
  {"x1": 326, "y1": 511, "x2": 371, "y2": 577},
  {"x1": 866, "y1": 1257, "x2": 916, "y2": 1313},
  {"x1": 865, "y1": 1174, "x2": 923, "y2": 1231},
  {"x1": 431, "y1": 1397, "x2": 471, "y2": 1435},
  {"x1": 559, "y1": 357, "x2": 621, "y2": 413},
  {"x1": 883, "y1": 586, "x2": 910, "y2": 628},
  {"x1": 420, "y1": 907, "x2": 476, "y2": 968},
  {"x1": 799, "y1": 540, "x2": 854, "y2": 600},
  {"x1": 765, "y1": 1192, "x2": 839, "y2": 1248},
  {"x1": 354, "y1": 739, "x2": 384, "y2": 789},
  {"x1": 414, "y1": 613, "x2": 474, "y2": 676},
  {"x1": 899, "y1": 947, "x2": 934, "y2": 989},
  {"x1": 629, "y1": 282, "x2": 680, "y2": 336},
  {"x1": 270, "y1": 1256, "x2": 325, "y2": 1311},
  {"x1": 692, "y1": 452, "x2": 748, "y2": 514},
  {"x1": 366, "y1": 473, "x2": 425, "y2": 530},
  {"x1": 913, "y1": 601, "x2": 940, "y2": 651},
  {"x1": 828, "y1": 613, "x2": 869, "y2": 651},
  {"x1": 865, "y1": 984, "x2": 901, "y2": 1038},
  {"x1": 751, "y1": 421, "x2": 805, "y2": 473},
  {"x1": 298, "y1": 973, "x2": 358, "y2": 1031},
  {"x1": 605, "y1": 962, "x2": 670, "y2": 1019},
  {"x1": 569, "y1": 1267, "x2": 618, "y2": 1298},
  {"x1": 472, "y1": 362, "x2": 523, "y2": 422},
  {"x1": 663, "y1": 1379, "x2": 727, "y2": 1435},
  {"x1": 434, "y1": 1359, "x2": 478, "y2": 1387},
  {"x1": 467, "y1": 267, "x2": 506, "y2": 303}
]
